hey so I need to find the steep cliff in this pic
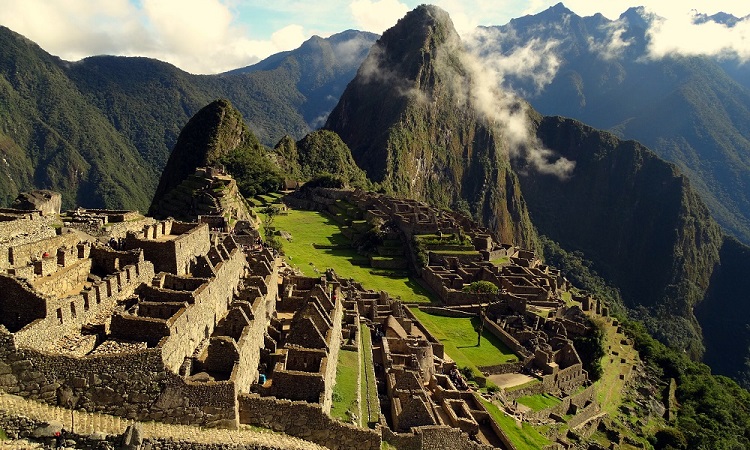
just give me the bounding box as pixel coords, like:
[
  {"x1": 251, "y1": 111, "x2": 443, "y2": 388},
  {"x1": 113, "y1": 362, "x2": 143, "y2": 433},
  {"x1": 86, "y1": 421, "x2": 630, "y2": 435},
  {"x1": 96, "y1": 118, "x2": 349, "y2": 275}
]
[
  {"x1": 325, "y1": 5, "x2": 536, "y2": 246},
  {"x1": 149, "y1": 99, "x2": 277, "y2": 215},
  {"x1": 524, "y1": 115, "x2": 724, "y2": 356}
]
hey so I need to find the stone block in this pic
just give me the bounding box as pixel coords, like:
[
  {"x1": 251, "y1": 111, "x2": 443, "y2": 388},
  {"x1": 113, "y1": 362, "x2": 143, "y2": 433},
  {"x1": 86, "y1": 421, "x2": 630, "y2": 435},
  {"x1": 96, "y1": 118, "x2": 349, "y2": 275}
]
[
  {"x1": 71, "y1": 377, "x2": 88, "y2": 389},
  {"x1": 0, "y1": 373, "x2": 18, "y2": 386},
  {"x1": 11, "y1": 360, "x2": 32, "y2": 372}
]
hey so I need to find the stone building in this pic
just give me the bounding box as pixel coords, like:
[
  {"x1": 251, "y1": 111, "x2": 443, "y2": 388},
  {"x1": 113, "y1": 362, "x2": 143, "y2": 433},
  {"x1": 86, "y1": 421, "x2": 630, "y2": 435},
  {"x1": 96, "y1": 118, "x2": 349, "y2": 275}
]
[{"x1": 256, "y1": 275, "x2": 343, "y2": 413}]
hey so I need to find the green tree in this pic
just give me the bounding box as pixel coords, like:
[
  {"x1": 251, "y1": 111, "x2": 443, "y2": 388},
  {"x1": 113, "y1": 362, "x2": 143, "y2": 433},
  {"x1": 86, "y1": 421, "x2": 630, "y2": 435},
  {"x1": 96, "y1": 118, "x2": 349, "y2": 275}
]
[{"x1": 462, "y1": 281, "x2": 499, "y2": 294}]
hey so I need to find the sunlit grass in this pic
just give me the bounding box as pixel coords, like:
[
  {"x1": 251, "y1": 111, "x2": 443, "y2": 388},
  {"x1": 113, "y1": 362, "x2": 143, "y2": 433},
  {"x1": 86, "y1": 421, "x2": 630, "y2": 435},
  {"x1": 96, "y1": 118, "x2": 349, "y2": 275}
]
[
  {"x1": 479, "y1": 397, "x2": 550, "y2": 450},
  {"x1": 272, "y1": 209, "x2": 435, "y2": 304},
  {"x1": 409, "y1": 307, "x2": 518, "y2": 380},
  {"x1": 331, "y1": 350, "x2": 360, "y2": 425}
]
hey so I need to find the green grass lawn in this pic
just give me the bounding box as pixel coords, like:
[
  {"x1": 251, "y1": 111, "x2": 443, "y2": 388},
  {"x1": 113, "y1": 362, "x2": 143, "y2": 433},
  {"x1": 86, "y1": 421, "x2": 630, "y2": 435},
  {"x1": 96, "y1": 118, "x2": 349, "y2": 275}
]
[
  {"x1": 409, "y1": 308, "x2": 518, "y2": 379},
  {"x1": 517, "y1": 393, "x2": 562, "y2": 411},
  {"x1": 479, "y1": 397, "x2": 550, "y2": 450},
  {"x1": 360, "y1": 324, "x2": 380, "y2": 425},
  {"x1": 491, "y1": 256, "x2": 510, "y2": 266},
  {"x1": 272, "y1": 209, "x2": 435, "y2": 304},
  {"x1": 331, "y1": 350, "x2": 360, "y2": 425}
]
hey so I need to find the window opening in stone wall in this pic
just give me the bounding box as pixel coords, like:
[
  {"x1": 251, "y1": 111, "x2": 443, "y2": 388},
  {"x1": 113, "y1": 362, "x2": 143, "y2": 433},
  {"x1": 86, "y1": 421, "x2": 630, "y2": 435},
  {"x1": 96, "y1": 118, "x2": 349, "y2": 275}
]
[
  {"x1": 70, "y1": 302, "x2": 76, "y2": 319},
  {"x1": 83, "y1": 294, "x2": 89, "y2": 312},
  {"x1": 56, "y1": 308, "x2": 63, "y2": 324}
]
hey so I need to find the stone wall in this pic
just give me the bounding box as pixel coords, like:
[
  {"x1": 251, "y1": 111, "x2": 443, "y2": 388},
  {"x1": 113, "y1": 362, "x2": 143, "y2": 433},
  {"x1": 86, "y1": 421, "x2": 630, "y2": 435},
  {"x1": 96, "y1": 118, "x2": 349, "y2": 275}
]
[
  {"x1": 159, "y1": 246, "x2": 246, "y2": 372},
  {"x1": 124, "y1": 221, "x2": 210, "y2": 276},
  {"x1": 523, "y1": 384, "x2": 596, "y2": 422},
  {"x1": 238, "y1": 394, "x2": 381, "y2": 450},
  {"x1": 402, "y1": 306, "x2": 444, "y2": 359},
  {"x1": 0, "y1": 216, "x2": 55, "y2": 269},
  {"x1": 482, "y1": 317, "x2": 530, "y2": 358},
  {"x1": 0, "y1": 328, "x2": 237, "y2": 427},
  {"x1": 0, "y1": 410, "x2": 296, "y2": 450},
  {"x1": 7, "y1": 231, "x2": 80, "y2": 269},
  {"x1": 13, "y1": 259, "x2": 155, "y2": 350},
  {"x1": 32, "y1": 258, "x2": 93, "y2": 298},
  {"x1": 381, "y1": 425, "x2": 497, "y2": 450},
  {"x1": 232, "y1": 274, "x2": 278, "y2": 393}
]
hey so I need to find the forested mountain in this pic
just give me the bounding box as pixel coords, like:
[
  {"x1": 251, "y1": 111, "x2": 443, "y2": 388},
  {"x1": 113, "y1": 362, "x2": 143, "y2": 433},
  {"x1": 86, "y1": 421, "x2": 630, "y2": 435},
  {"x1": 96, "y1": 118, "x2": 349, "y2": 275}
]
[
  {"x1": 482, "y1": 3, "x2": 750, "y2": 245},
  {"x1": 0, "y1": 26, "x2": 376, "y2": 210},
  {"x1": 325, "y1": 6, "x2": 537, "y2": 247},
  {"x1": 325, "y1": 4, "x2": 750, "y2": 389}
]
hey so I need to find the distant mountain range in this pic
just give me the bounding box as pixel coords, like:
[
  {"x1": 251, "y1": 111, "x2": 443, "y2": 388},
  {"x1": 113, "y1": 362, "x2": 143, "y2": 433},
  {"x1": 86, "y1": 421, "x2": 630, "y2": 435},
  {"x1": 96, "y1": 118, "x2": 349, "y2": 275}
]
[
  {"x1": 0, "y1": 25, "x2": 376, "y2": 210},
  {"x1": 483, "y1": 3, "x2": 750, "y2": 245}
]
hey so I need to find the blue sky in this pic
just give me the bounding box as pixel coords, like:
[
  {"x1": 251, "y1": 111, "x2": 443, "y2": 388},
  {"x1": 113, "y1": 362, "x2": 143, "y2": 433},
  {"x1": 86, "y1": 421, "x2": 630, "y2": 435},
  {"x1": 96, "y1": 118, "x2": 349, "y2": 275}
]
[{"x1": 1, "y1": 0, "x2": 748, "y2": 74}]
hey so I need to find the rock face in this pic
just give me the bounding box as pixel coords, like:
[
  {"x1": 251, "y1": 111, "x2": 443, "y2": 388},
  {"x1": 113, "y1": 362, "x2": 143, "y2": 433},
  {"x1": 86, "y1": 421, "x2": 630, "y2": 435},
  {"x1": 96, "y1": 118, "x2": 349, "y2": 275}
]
[
  {"x1": 11, "y1": 190, "x2": 62, "y2": 216},
  {"x1": 521, "y1": 115, "x2": 724, "y2": 356},
  {"x1": 325, "y1": 5, "x2": 537, "y2": 247},
  {"x1": 149, "y1": 99, "x2": 259, "y2": 215}
]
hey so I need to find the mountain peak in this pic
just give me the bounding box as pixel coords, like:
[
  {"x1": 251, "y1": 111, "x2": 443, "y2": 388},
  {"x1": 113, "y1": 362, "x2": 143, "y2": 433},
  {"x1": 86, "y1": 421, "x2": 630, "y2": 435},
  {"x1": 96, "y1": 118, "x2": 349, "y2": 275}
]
[
  {"x1": 149, "y1": 99, "x2": 259, "y2": 214},
  {"x1": 544, "y1": 2, "x2": 574, "y2": 16},
  {"x1": 618, "y1": 6, "x2": 658, "y2": 29}
]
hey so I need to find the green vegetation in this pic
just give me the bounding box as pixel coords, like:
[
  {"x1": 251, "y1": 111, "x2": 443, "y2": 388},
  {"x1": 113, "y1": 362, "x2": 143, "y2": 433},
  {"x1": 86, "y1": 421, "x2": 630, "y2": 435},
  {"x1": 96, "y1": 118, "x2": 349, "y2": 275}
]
[
  {"x1": 272, "y1": 209, "x2": 434, "y2": 303},
  {"x1": 292, "y1": 130, "x2": 369, "y2": 188},
  {"x1": 571, "y1": 316, "x2": 606, "y2": 381},
  {"x1": 220, "y1": 145, "x2": 283, "y2": 197},
  {"x1": 0, "y1": 428, "x2": 6, "y2": 440},
  {"x1": 360, "y1": 324, "x2": 380, "y2": 425},
  {"x1": 516, "y1": 393, "x2": 562, "y2": 412},
  {"x1": 624, "y1": 320, "x2": 750, "y2": 449},
  {"x1": 409, "y1": 308, "x2": 518, "y2": 381},
  {"x1": 479, "y1": 397, "x2": 550, "y2": 449},
  {"x1": 331, "y1": 350, "x2": 361, "y2": 425},
  {"x1": 462, "y1": 281, "x2": 499, "y2": 294},
  {"x1": 540, "y1": 236, "x2": 623, "y2": 314}
]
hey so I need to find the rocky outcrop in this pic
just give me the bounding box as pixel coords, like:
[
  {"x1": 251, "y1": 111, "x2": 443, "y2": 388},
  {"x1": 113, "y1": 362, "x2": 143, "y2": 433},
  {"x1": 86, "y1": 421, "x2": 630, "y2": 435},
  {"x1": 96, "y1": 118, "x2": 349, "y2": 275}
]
[{"x1": 11, "y1": 190, "x2": 61, "y2": 216}]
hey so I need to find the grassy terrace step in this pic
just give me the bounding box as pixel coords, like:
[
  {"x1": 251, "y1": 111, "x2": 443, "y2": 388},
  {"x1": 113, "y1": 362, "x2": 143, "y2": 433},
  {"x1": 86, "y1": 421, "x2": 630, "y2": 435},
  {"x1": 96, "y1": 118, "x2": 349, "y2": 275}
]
[
  {"x1": 517, "y1": 393, "x2": 562, "y2": 412},
  {"x1": 272, "y1": 208, "x2": 434, "y2": 303},
  {"x1": 331, "y1": 350, "x2": 360, "y2": 425},
  {"x1": 360, "y1": 324, "x2": 380, "y2": 425},
  {"x1": 478, "y1": 397, "x2": 551, "y2": 450},
  {"x1": 408, "y1": 307, "x2": 519, "y2": 381}
]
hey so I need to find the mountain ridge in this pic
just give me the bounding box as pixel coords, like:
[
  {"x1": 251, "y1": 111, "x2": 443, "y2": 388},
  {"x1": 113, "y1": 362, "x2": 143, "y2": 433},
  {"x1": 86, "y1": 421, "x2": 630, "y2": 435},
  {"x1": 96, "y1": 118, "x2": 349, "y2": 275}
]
[{"x1": 486, "y1": 4, "x2": 750, "y2": 245}]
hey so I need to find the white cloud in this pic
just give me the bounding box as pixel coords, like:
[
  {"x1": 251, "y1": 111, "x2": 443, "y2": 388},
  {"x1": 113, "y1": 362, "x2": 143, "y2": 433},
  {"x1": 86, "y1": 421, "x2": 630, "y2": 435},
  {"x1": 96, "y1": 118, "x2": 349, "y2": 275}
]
[
  {"x1": 455, "y1": 40, "x2": 574, "y2": 178},
  {"x1": 463, "y1": 27, "x2": 562, "y2": 97},
  {"x1": 588, "y1": 20, "x2": 632, "y2": 61},
  {"x1": 350, "y1": 0, "x2": 409, "y2": 33},
  {"x1": 0, "y1": 0, "x2": 310, "y2": 74},
  {"x1": 645, "y1": 10, "x2": 750, "y2": 62}
]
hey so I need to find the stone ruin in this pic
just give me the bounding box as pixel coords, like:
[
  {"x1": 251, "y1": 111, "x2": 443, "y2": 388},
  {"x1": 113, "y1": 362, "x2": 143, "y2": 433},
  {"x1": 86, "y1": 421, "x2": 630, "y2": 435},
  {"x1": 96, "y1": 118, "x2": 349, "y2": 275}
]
[{"x1": 0, "y1": 186, "x2": 607, "y2": 449}]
